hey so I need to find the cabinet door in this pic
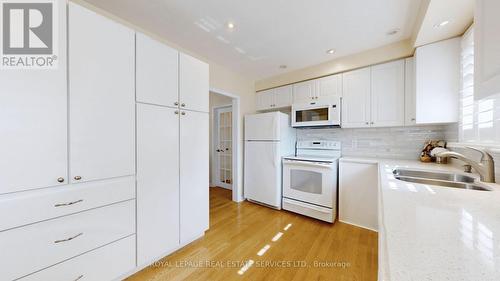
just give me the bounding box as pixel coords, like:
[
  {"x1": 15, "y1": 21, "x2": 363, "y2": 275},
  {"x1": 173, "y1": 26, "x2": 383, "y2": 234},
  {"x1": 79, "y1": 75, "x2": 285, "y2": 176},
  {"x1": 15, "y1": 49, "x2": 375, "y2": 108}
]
[
  {"x1": 293, "y1": 80, "x2": 315, "y2": 103},
  {"x1": 274, "y1": 86, "x2": 293, "y2": 108},
  {"x1": 256, "y1": 89, "x2": 274, "y2": 111},
  {"x1": 137, "y1": 104, "x2": 179, "y2": 266},
  {"x1": 342, "y1": 68, "x2": 371, "y2": 128},
  {"x1": 415, "y1": 38, "x2": 460, "y2": 124},
  {"x1": 0, "y1": 3, "x2": 67, "y2": 194},
  {"x1": 179, "y1": 53, "x2": 209, "y2": 113},
  {"x1": 69, "y1": 3, "x2": 135, "y2": 183},
  {"x1": 404, "y1": 58, "x2": 417, "y2": 126},
  {"x1": 339, "y1": 161, "x2": 378, "y2": 231},
  {"x1": 371, "y1": 60, "x2": 405, "y2": 127},
  {"x1": 316, "y1": 74, "x2": 342, "y2": 100},
  {"x1": 180, "y1": 110, "x2": 209, "y2": 244},
  {"x1": 136, "y1": 33, "x2": 179, "y2": 108},
  {"x1": 475, "y1": 0, "x2": 500, "y2": 100}
]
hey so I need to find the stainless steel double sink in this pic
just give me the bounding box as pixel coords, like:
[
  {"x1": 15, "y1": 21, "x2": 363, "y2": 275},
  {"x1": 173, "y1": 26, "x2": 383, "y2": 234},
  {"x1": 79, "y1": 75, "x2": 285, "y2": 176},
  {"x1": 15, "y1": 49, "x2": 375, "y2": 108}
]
[{"x1": 393, "y1": 168, "x2": 492, "y2": 191}]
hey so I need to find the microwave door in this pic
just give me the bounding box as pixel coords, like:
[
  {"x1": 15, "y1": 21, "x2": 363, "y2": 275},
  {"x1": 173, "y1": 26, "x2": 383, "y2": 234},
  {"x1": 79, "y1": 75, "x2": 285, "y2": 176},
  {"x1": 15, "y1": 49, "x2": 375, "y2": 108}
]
[{"x1": 293, "y1": 105, "x2": 332, "y2": 127}]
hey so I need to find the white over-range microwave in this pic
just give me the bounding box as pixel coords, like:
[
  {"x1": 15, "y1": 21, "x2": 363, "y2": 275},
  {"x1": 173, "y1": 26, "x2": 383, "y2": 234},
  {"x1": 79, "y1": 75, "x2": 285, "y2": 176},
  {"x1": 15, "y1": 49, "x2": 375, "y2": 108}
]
[{"x1": 291, "y1": 97, "x2": 341, "y2": 127}]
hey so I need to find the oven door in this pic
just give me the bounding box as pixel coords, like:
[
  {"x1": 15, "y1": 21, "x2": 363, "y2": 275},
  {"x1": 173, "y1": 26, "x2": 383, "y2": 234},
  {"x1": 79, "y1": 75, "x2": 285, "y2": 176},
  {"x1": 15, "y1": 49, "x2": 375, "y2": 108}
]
[
  {"x1": 283, "y1": 159, "x2": 337, "y2": 208},
  {"x1": 291, "y1": 98, "x2": 341, "y2": 127}
]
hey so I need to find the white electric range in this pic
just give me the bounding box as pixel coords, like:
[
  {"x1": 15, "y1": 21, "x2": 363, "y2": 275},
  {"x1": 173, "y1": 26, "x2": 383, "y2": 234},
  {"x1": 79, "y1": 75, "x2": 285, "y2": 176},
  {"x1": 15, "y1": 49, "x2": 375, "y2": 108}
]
[{"x1": 282, "y1": 140, "x2": 341, "y2": 223}]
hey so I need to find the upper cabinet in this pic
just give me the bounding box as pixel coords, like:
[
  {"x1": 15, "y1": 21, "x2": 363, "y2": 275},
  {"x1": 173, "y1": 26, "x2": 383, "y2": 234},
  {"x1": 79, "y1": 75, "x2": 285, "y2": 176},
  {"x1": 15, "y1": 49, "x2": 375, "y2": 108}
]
[
  {"x1": 415, "y1": 37, "x2": 460, "y2": 124},
  {"x1": 136, "y1": 33, "x2": 179, "y2": 108},
  {"x1": 342, "y1": 67, "x2": 372, "y2": 128},
  {"x1": 256, "y1": 85, "x2": 293, "y2": 110},
  {"x1": 292, "y1": 75, "x2": 342, "y2": 104},
  {"x1": 179, "y1": 53, "x2": 209, "y2": 113},
  {"x1": 69, "y1": 3, "x2": 136, "y2": 183},
  {"x1": 370, "y1": 60, "x2": 405, "y2": 127},
  {"x1": 474, "y1": 0, "x2": 500, "y2": 100},
  {"x1": 0, "y1": 3, "x2": 67, "y2": 194},
  {"x1": 404, "y1": 57, "x2": 417, "y2": 126}
]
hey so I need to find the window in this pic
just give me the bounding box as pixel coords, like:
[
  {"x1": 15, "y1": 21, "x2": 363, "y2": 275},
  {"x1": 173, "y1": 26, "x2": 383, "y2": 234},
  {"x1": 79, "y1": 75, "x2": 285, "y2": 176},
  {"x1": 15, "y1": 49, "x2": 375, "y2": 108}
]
[{"x1": 459, "y1": 27, "x2": 498, "y2": 143}]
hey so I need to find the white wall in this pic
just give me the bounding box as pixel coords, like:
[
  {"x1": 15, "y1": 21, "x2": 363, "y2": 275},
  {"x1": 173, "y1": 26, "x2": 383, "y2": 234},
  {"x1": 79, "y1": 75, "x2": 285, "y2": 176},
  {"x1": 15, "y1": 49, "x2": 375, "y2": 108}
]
[{"x1": 209, "y1": 93, "x2": 232, "y2": 187}]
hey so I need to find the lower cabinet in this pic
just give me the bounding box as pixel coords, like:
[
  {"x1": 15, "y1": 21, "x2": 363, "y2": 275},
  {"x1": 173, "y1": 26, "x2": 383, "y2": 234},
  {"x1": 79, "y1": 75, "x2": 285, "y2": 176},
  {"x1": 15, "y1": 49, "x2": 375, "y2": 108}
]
[
  {"x1": 19, "y1": 235, "x2": 136, "y2": 281},
  {"x1": 0, "y1": 200, "x2": 135, "y2": 281},
  {"x1": 137, "y1": 104, "x2": 180, "y2": 266},
  {"x1": 136, "y1": 104, "x2": 209, "y2": 264},
  {"x1": 339, "y1": 160, "x2": 379, "y2": 231}
]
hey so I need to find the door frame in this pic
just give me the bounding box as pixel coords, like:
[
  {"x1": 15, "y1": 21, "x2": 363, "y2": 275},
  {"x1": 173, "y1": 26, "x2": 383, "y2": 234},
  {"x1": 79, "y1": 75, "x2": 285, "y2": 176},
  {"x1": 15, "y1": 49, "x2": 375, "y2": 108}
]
[
  {"x1": 209, "y1": 88, "x2": 243, "y2": 202},
  {"x1": 212, "y1": 105, "x2": 233, "y2": 190}
]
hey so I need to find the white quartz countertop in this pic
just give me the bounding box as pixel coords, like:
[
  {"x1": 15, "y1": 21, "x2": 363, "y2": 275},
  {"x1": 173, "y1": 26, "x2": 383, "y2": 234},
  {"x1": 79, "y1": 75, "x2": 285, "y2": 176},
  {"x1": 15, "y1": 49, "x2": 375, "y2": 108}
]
[{"x1": 340, "y1": 157, "x2": 500, "y2": 281}]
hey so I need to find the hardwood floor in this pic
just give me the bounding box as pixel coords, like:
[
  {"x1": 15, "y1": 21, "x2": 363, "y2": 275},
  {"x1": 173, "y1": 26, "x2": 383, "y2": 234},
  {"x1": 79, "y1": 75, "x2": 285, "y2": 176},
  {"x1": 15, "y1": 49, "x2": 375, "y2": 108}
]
[{"x1": 127, "y1": 187, "x2": 378, "y2": 281}]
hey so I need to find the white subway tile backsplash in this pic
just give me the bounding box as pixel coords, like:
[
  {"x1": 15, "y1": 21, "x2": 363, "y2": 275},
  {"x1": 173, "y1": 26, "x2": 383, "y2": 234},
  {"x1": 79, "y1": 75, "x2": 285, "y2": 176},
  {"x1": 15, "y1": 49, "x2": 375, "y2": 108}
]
[{"x1": 297, "y1": 125, "x2": 450, "y2": 160}]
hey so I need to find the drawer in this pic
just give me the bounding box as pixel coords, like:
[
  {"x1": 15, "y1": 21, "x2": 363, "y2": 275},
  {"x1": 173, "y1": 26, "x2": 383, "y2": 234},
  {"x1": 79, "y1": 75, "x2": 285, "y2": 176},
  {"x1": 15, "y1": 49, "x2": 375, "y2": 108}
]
[
  {"x1": 0, "y1": 176, "x2": 135, "y2": 232},
  {"x1": 0, "y1": 200, "x2": 135, "y2": 281},
  {"x1": 20, "y1": 235, "x2": 136, "y2": 281}
]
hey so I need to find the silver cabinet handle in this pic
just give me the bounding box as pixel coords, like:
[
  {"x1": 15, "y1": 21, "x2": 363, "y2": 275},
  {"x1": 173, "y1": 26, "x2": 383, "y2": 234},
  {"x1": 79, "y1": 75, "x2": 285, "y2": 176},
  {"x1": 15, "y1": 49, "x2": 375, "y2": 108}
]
[
  {"x1": 74, "y1": 275, "x2": 84, "y2": 281},
  {"x1": 57, "y1": 177, "x2": 65, "y2": 183},
  {"x1": 181, "y1": 111, "x2": 186, "y2": 115},
  {"x1": 174, "y1": 110, "x2": 179, "y2": 115},
  {"x1": 365, "y1": 122, "x2": 369, "y2": 125},
  {"x1": 411, "y1": 118, "x2": 416, "y2": 121},
  {"x1": 370, "y1": 122, "x2": 374, "y2": 125},
  {"x1": 55, "y1": 199, "x2": 83, "y2": 208},
  {"x1": 74, "y1": 176, "x2": 82, "y2": 181},
  {"x1": 174, "y1": 102, "x2": 179, "y2": 106},
  {"x1": 54, "y1": 232, "x2": 83, "y2": 244},
  {"x1": 181, "y1": 103, "x2": 186, "y2": 107}
]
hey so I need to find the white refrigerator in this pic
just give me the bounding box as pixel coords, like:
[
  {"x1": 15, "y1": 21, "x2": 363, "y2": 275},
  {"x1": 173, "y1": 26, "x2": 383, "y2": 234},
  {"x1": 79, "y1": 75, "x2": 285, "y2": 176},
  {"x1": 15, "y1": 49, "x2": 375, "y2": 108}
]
[{"x1": 244, "y1": 112, "x2": 295, "y2": 209}]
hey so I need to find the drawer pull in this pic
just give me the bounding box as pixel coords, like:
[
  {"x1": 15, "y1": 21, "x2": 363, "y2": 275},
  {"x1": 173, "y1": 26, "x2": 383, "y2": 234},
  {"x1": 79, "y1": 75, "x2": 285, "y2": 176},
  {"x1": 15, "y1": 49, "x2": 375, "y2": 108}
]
[
  {"x1": 54, "y1": 232, "x2": 83, "y2": 244},
  {"x1": 54, "y1": 199, "x2": 84, "y2": 207},
  {"x1": 74, "y1": 275, "x2": 84, "y2": 281}
]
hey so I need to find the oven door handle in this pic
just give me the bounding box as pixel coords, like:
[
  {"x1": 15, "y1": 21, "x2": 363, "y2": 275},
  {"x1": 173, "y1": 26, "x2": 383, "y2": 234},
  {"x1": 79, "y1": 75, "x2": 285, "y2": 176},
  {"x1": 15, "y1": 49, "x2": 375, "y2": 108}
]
[{"x1": 283, "y1": 159, "x2": 334, "y2": 168}]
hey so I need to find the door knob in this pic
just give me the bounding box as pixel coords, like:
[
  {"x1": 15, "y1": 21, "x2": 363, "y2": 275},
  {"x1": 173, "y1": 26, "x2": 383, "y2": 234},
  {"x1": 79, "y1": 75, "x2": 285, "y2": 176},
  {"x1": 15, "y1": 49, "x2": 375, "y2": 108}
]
[
  {"x1": 181, "y1": 111, "x2": 186, "y2": 115},
  {"x1": 181, "y1": 103, "x2": 186, "y2": 107},
  {"x1": 74, "y1": 176, "x2": 82, "y2": 181},
  {"x1": 365, "y1": 122, "x2": 369, "y2": 125},
  {"x1": 175, "y1": 110, "x2": 179, "y2": 115},
  {"x1": 174, "y1": 102, "x2": 179, "y2": 106},
  {"x1": 57, "y1": 177, "x2": 65, "y2": 183}
]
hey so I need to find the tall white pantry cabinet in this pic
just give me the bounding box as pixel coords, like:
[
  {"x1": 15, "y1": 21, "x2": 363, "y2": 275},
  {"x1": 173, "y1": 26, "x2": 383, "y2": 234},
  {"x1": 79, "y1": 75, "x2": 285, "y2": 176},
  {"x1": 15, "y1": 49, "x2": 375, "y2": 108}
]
[{"x1": 0, "y1": 2, "x2": 209, "y2": 281}]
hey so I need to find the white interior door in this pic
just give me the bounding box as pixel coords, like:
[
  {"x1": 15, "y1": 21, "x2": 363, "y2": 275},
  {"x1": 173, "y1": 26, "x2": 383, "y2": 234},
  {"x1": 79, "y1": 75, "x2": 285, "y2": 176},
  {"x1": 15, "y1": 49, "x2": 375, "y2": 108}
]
[
  {"x1": 69, "y1": 3, "x2": 135, "y2": 183},
  {"x1": 0, "y1": 2, "x2": 67, "y2": 194},
  {"x1": 214, "y1": 106, "x2": 233, "y2": 189},
  {"x1": 136, "y1": 104, "x2": 180, "y2": 266},
  {"x1": 180, "y1": 110, "x2": 209, "y2": 244}
]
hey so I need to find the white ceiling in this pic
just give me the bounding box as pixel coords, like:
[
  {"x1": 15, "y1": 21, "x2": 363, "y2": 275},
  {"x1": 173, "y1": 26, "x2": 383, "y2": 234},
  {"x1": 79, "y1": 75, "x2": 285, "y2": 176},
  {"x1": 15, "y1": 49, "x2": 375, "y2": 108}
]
[{"x1": 83, "y1": 0, "x2": 423, "y2": 80}]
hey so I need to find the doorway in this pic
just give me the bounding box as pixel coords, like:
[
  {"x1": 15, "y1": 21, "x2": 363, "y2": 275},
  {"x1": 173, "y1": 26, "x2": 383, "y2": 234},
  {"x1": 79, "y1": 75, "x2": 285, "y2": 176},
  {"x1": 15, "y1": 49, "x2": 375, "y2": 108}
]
[{"x1": 209, "y1": 90, "x2": 241, "y2": 202}]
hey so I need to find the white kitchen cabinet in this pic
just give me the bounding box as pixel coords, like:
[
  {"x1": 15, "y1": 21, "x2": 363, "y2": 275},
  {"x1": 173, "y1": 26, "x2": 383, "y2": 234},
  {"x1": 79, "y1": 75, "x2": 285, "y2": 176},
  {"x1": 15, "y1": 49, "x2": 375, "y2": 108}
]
[
  {"x1": 342, "y1": 67, "x2": 371, "y2": 128},
  {"x1": 293, "y1": 80, "x2": 316, "y2": 103},
  {"x1": 179, "y1": 53, "x2": 209, "y2": 113},
  {"x1": 339, "y1": 160, "x2": 378, "y2": 231},
  {"x1": 137, "y1": 104, "x2": 180, "y2": 266},
  {"x1": 404, "y1": 57, "x2": 417, "y2": 126},
  {"x1": 0, "y1": 2, "x2": 67, "y2": 194},
  {"x1": 316, "y1": 74, "x2": 342, "y2": 100},
  {"x1": 256, "y1": 89, "x2": 275, "y2": 111},
  {"x1": 180, "y1": 110, "x2": 209, "y2": 244},
  {"x1": 256, "y1": 86, "x2": 293, "y2": 110},
  {"x1": 371, "y1": 60, "x2": 405, "y2": 127},
  {"x1": 274, "y1": 85, "x2": 293, "y2": 108},
  {"x1": 415, "y1": 37, "x2": 460, "y2": 124},
  {"x1": 136, "y1": 33, "x2": 179, "y2": 108},
  {"x1": 69, "y1": 2, "x2": 135, "y2": 183},
  {"x1": 475, "y1": 0, "x2": 500, "y2": 100}
]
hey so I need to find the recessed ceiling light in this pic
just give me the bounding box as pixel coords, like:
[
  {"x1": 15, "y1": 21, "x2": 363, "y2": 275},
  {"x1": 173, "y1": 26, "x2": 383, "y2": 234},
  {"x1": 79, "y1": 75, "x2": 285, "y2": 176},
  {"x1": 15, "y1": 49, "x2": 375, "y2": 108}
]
[
  {"x1": 227, "y1": 22, "x2": 235, "y2": 29},
  {"x1": 434, "y1": 20, "x2": 450, "y2": 28},
  {"x1": 386, "y1": 28, "x2": 400, "y2": 36},
  {"x1": 326, "y1": 49, "x2": 335, "y2": 54},
  {"x1": 279, "y1": 65, "x2": 287, "y2": 69}
]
